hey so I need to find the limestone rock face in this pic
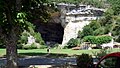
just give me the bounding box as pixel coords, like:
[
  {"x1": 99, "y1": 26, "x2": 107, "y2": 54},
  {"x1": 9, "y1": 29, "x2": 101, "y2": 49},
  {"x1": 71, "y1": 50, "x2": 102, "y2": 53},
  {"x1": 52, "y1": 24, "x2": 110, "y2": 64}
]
[{"x1": 61, "y1": 21, "x2": 90, "y2": 46}]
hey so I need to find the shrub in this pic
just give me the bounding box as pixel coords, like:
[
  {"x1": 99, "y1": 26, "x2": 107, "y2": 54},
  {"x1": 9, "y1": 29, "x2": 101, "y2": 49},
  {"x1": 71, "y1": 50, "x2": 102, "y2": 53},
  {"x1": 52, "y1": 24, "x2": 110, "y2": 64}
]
[
  {"x1": 76, "y1": 54, "x2": 93, "y2": 68},
  {"x1": 22, "y1": 45, "x2": 31, "y2": 50},
  {"x1": 17, "y1": 21, "x2": 46, "y2": 49},
  {"x1": 17, "y1": 31, "x2": 29, "y2": 49},
  {"x1": 20, "y1": 34, "x2": 28, "y2": 44},
  {"x1": 52, "y1": 43, "x2": 60, "y2": 49},
  {"x1": 67, "y1": 38, "x2": 80, "y2": 48},
  {"x1": 83, "y1": 36, "x2": 95, "y2": 43},
  {"x1": 22, "y1": 43, "x2": 37, "y2": 49},
  {"x1": 96, "y1": 36, "x2": 112, "y2": 45},
  {"x1": 78, "y1": 31, "x2": 84, "y2": 38},
  {"x1": 17, "y1": 30, "x2": 46, "y2": 49},
  {"x1": 34, "y1": 32, "x2": 45, "y2": 45},
  {"x1": 30, "y1": 43, "x2": 38, "y2": 49},
  {"x1": 83, "y1": 36, "x2": 112, "y2": 45},
  {"x1": 93, "y1": 27, "x2": 105, "y2": 36},
  {"x1": 89, "y1": 20, "x2": 101, "y2": 31},
  {"x1": 82, "y1": 25, "x2": 94, "y2": 36}
]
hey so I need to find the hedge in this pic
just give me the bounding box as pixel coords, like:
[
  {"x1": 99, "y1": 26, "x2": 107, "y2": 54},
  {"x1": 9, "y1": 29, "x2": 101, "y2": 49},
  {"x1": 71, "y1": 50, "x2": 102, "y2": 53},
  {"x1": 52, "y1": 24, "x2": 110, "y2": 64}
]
[{"x1": 83, "y1": 35, "x2": 112, "y2": 45}]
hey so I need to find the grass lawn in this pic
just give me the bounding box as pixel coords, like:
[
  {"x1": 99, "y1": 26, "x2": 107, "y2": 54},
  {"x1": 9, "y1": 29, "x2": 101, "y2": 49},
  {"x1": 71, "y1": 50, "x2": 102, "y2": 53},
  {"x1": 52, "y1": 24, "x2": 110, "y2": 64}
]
[
  {"x1": 0, "y1": 48, "x2": 6, "y2": 57},
  {"x1": 0, "y1": 48, "x2": 120, "y2": 57}
]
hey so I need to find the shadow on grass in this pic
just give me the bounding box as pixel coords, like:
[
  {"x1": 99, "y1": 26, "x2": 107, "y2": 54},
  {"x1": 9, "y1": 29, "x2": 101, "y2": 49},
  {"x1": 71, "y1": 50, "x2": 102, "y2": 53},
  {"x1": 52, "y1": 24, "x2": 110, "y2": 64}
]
[{"x1": 18, "y1": 52, "x2": 69, "y2": 58}]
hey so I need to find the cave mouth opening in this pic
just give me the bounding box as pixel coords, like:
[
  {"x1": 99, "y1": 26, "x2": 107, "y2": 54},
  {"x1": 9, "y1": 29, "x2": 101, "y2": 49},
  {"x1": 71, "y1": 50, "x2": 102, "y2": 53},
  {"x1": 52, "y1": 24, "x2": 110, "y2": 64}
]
[{"x1": 34, "y1": 22, "x2": 64, "y2": 45}]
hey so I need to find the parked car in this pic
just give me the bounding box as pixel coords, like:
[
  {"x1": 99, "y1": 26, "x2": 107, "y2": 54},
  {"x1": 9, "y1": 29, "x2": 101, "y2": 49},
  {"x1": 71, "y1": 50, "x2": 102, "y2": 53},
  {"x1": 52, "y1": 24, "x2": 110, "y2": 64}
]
[{"x1": 95, "y1": 52, "x2": 120, "y2": 68}]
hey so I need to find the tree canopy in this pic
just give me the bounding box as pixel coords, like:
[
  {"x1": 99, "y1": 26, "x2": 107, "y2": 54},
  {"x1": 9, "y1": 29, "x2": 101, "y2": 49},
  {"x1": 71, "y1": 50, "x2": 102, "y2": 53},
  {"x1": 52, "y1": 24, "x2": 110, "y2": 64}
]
[{"x1": 0, "y1": 0, "x2": 50, "y2": 68}]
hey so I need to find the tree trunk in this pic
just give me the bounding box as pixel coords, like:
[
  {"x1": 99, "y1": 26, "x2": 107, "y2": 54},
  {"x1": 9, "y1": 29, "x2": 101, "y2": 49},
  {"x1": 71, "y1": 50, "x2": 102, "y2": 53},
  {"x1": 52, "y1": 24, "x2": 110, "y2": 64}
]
[
  {"x1": 4, "y1": 0, "x2": 22, "y2": 67},
  {"x1": 6, "y1": 30, "x2": 18, "y2": 68},
  {"x1": 6, "y1": 41, "x2": 18, "y2": 68},
  {"x1": 4, "y1": 0, "x2": 18, "y2": 68}
]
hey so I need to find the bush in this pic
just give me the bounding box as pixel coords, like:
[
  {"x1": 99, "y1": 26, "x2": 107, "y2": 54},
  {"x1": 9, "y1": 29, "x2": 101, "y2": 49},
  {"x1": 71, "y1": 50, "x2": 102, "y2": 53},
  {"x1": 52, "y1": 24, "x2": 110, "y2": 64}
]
[
  {"x1": 93, "y1": 27, "x2": 105, "y2": 36},
  {"x1": 22, "y1": 43, "x2": 37, "y2": 49},
  {"x1": 34, "y1": 32, "x2": 45, "y2": 45},
  {"x1": 22, "y1": 45, "x2": 31, "y2": 50},
  {"x1": 17, "y1": 30, "x2": 46, "y2": 49},
  {"x1": 66, "y1": 38, "x2": 80, "y2": 48},
  {"x1": 82, "y1": 25, "x2": 94, "y2": 36},
  {"x1": 76, "y1": 54, "x2": 93, "y2": 68},
  {"x1": 83, "y1": 36, "x2": 112, "y2": 45},
  {"x1": 17, "y1": 30, "x2": 29, "y2": 48},
  {"x1": 83, "y1": 36, "x2": 96, "y2": 44},
  {"x1": 78, "y1": 31, "x2": 84, "y2": 38},
  {"x1": 96, "y1": 36, "x2": 112, "y2": 45},
  {"x1": 89, "y1": 20, "x2": 101, "y2": 31},
  {"x1": 52, "y1": 43, "x2": 60, "y2": 49}
]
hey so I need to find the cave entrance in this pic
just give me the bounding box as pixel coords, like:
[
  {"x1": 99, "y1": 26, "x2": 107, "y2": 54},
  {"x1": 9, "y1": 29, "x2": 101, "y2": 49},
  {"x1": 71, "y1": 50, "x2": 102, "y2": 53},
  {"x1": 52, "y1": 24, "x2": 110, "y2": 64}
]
[{"x1": 35, "y1": 22, "x2": 64, "y2": 45}]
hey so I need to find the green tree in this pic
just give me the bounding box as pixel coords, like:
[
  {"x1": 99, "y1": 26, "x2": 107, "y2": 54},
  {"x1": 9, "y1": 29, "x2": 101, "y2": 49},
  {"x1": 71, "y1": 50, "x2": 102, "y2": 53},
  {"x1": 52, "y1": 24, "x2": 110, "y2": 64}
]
[
  {"x1": 111, "y1": 17, "x2": 120, "y2": 42},
  {"x1": 93, "y1": 27, "x2": 105, "y2": 36},
  {"x1": 89, "y1": 20, "x2": 101, "y2": 31},
  {"x1": 0, "y1": 0, "x2": 49, "y2": 68},
  {"x1": 108, "y1": 0, "x2": 120, "y2": 15},
  {"x1": 82, "y1": 25, "x2": 94, "y2": 37}
]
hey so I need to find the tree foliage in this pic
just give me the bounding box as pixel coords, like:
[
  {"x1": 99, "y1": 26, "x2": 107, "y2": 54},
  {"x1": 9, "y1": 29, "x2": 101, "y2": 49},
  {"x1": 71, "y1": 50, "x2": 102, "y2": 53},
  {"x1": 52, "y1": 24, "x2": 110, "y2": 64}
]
[
  {"x1": 89, "y1": 20, "x2": 101, "y2": 31},
  {"x1": 108, "y1": 0, "x2": 120, "y2": 15},
  {"x1": 82, "y1": 25, "x2": 94, "y2": 37},
  {"x1": 78, "y1": 0, "x2": 120, "y2": 42},
  {"x1": 67, "y1": 38, "x2": 80, "y2": 48},
  {"x1": 0, "y1": 0, "x2": 49, "y2": 68}
]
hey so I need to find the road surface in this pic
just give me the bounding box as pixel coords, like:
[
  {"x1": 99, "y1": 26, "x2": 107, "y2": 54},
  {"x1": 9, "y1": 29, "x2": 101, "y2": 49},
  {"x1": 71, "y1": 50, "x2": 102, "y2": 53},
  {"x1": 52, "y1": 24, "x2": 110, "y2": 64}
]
[{"x1": 0, "y1": 57, "x2": 76, "y2": 67}]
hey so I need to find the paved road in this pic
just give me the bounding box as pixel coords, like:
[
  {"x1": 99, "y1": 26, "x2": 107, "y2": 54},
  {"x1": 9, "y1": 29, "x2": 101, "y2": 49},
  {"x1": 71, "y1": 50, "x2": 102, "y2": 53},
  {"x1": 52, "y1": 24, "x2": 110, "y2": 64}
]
[{"x1": 0, "y1": 57, "x2": 76, "y2": 67}]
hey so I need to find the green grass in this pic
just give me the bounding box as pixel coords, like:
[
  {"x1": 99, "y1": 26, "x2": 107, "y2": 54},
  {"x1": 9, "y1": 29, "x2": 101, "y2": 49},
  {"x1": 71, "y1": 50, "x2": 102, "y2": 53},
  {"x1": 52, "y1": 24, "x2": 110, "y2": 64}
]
[
  {"x1": 0, "y1": 48, "x2": 6, "y2": 57},
  {"x1": 18, "y1": 48, "x2": 120, "y2": 55},
  {"x1": 0, "y1": 48, "x2": 120, "y2": 57},
  {"x1": 18, "y1": 49, "x2": 102, "y2": 56}
]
